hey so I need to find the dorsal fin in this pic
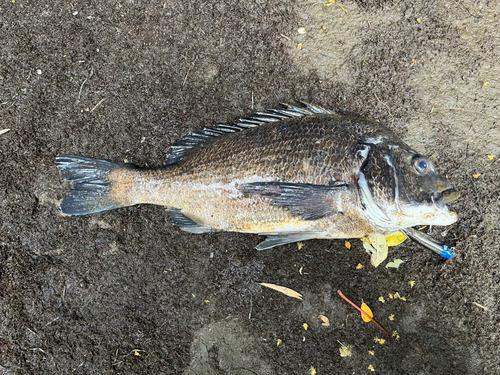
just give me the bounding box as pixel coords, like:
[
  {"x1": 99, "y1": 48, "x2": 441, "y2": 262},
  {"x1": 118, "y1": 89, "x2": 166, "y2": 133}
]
[{"x1": 164, "y1": 103, "x2": 335, "y2": 166}]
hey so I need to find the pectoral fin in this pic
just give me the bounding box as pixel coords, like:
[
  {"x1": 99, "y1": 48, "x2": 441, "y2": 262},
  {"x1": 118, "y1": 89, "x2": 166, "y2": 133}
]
[{"x1": 239, "y1": 182, "x2": 348, "y2": 220}]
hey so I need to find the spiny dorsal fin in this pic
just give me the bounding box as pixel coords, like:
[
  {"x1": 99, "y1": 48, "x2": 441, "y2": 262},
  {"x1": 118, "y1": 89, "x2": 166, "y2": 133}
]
[{"x1": 164, "y1": 103, "x2": 335, "y2": 165}]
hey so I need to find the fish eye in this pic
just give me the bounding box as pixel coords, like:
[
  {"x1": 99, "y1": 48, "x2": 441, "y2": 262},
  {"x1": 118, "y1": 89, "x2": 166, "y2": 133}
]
[{"x1": 413, "y1": 157, "x2": 430, "y2": 174}]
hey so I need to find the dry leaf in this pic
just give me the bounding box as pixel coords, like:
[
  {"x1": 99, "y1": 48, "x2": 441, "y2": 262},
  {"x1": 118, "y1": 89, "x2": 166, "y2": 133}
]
[
  {"x1": 338, "y1": 341, "x2": 352, "y2": 357},
  {"x1": 297, "y1": 242, "x2": 304, "y2": 250},
  {"x1": 134, "y1": 350, "x2": 141, "y2": 357},
  {"x1": 345, "y1": 240, "x2": 351, "y2": 249},
  {"x1": 392, "y1": 330, "x2": 400, "y2": 340},
  {"x1": 258, "y1": 283, "x2": 303, "y2": 300},
  {"x1": 361, "y1": 302, "x2": 374, "y2": 323},
  {"x1": 318, "y1": 315, "x2": 330, "y2": 327},
  {"x1": 473, "y1": 173, "x2": 481, "y2": 179},
  {"x1": 277, "y1": 339, "x2": 282, "y2": 346},
  {"x1": 310, "y1": 366, "x2": 317, "y2": 375},
  {"x1": 483, "y1": 82, "x2": 489, "y2": 87},
  {"x1": 374, "y1": 337, "x2": 386, "y2": 345},
  {"x1": 297, "y1": 43, "x2": 302, "y2": 50},
  {"x1": 258, "y1": 283, "x2": 302, "y2": 300},
  {"x1": 416, "y1": 18, "x2": 422, "y2": 23},
  {"x1": 386, "y1": 259, "x2": 404, "y2": 269},
  {"x1": 303, "y1": 323, "x2": 308, "y2": 331},
  {"x1": 378, "y1": 297, "x2": 385, "y2": 303},
  {"x1": 389, "y1": 293, "x2": 394, "y2": 299},
  {"x1": 487, "y1": 154, "x2": 494, "y2": 160},
  {"x1": 409, "y1": 280, "x2": 415, "y2": 288},
  {"x1": 368, "y1": 350, "x2": 375, "y2": 355},
  {"x1": 363, "y1": 235, "x2": 388, "y2": 267},
  {"x1": 356, "y1": 263, "x2": 363, "y2": 269},
  {"x1": 368, "y1": 364, "x2": 375, "y2": 372},
  {"x1": 388, "y1": 314, "x2": 394, "y2": 321}
]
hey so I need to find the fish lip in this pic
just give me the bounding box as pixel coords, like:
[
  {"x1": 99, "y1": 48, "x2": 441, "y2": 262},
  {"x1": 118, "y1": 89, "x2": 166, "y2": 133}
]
[{"x1": 432, "y1": 188, "x2": 460, "y2": 209}]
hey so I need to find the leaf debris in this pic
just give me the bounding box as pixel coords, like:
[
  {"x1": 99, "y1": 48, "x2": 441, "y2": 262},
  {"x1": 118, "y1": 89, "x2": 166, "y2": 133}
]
[
  {"x1": 386, "y1": 259, "x2": 404, "y2": 269},
  {"x1": 318, "y1": 315, "x2": 330, "y2": 326},
  {"x1": 258, "y1": 283, "x2": 303, "y2": 300}
]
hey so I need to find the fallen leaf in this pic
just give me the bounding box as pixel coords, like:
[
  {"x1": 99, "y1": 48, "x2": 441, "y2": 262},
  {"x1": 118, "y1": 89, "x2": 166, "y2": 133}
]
[
  {"x1": 473, "y1": 173, "x2": 481, "y2": 179},
  {"x1": 338, "y1": 341, "x2": 352, "y2": 357},
  {"x1": 322, "y1": 25, "x2": 327, "y2": 30},
  {"x1": 361, "y1": 302, "x2": 374, "y2": 323},
  {"x1": 277, "y1": 339, "x2": 282, "y2": 346},
  {"x1": 416, "y1": 18, "x2": 422, "y2": 23},
  {"x1": 258, "y1": 283, "x2": 303, "y2": 300},
  {"x1": 303, "y1": 323, "x2": 308, "y2": 330},
  {"x1": 310, "y1": 366, "x2": 317, "y2": 375},
  {"x1": 345, "y1": 240, "x2": 351, "y2": 249},
  {"x1": 374, "y1": 337, "x2": 386, "y2": 345},
  {"x1": 297, "y1": 43, "x2": 302, "y2": 50},
  {"x1": 386, "y1": 259, "x2": 404, "y2": 269},
  {"x1": 487, "y1": 154, "x2": 494, "y2": 160},
  {"x1": 392, "y1": 330, "x2": 400, "y2": 340},
  {"x1": 368, "y1": 364, "x2": 375, "y2": 371},
  {"x1": 363, "y1": 235, "x2": 388, "y2": 267},
  {"x1": 318, "y1": 315, "x2": 330, "y2": 327},
  {"x1": 134, "y1": 350, "x2": 141, "y2": 357},
  {"x1": 368, "y1": 350, "x2": 375, "y2": 355},
  {"x1": 378, "y1": 296, "x2": 385, "y2": 303},
  {"x1": 409, "y1": 280, "x2": 415, "y2": 288},
  {"x1": 356, "y1": 263, "x2": 363, "y2": 269},
  {"x1": 388, "y1": 314, "x2": 394, "y2": 321},
  {"x1": 483, "y1": 82, "x2": 489, "y2": 87},
  {"x1": 389, "y1": 293, "x2": 394, "y2": 299}
]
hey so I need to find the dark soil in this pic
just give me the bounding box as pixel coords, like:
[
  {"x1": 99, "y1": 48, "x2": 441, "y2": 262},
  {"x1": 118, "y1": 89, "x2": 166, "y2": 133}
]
[{"x1": 1, "y1": 0, "x2": 499, "y2": 374}]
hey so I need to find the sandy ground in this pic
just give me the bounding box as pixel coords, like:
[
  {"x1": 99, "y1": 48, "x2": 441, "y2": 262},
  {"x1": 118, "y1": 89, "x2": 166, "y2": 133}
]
[{"x1": 1, "y1": 0, "x2": 499, "y2": 374}]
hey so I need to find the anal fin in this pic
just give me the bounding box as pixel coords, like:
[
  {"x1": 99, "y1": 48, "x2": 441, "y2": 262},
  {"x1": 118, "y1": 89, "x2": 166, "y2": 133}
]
[
  {"x1": 256, "y1": 232, "x2": 324, "y2": 250},
  {"x1": 168, "y1": 208, "x2": 212, "y2": 234}
]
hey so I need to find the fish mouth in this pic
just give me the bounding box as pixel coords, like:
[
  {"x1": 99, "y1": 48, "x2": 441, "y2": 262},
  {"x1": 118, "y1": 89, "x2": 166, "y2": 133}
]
[{"x1": 432, "y1": 188, "x2": 460, "y2": 209}]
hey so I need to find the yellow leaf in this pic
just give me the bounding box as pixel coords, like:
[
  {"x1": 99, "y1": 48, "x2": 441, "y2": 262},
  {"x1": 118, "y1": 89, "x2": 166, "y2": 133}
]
[
  {"x1": 338, "y1": 341, "x2": 352, "y2": 357},
  {"x1": 374, "y1": 337, "x2": 385, "y2": 345},
  {"x1": 378, "y1": 297, "x2": 385, "y2": 303},
  {"x1": 204, "y1": 300, "x2": 210, "y2": 303},
  {"x1": 389, "y1": 293, "x2": 394, "y2": 299},
  {"x1": 134, "y1": 350, "x2": 141, "y2": 357},
  {"x1": 409, "y1": 280, "x2": 415, "y2": 288},
  {"x1": 487, "y1": 154, "x2": 494, "y2": 160},
  {"x1": 303, "y1": 323, "x2": 309, "y2": 331},
  {"x1": 297, "y1": 242, "x2": 304, "y2": 250},
  {"x1": 361, "y1": 302, "x2": 373, "y2": 322},
  {"x1": 368, "y1": 350, "x2": 375, "y2": 355},
  {"x1": 388, "y1": 314, "x2": 394, "y2": 321},
  {"x1": 310, "y1": 366, "x2": 317, "y2": 375},
  {"x1": 319, "y1": 315, "x2": 330, "y2": 327},
  {"x1": 297, "y1": 43, "x2": 302, "y2": 50},
  {"x1": 473, "y1": 173, "x2": 481, "y2": 179},
  {"x1": 277, "y1": 339, "x2": 282, "y2": 346},
  {"x1": 356, "y1": 263, "x2": 364, "y2": 269},
  {"x1": 483, "y1": 82, "x2": 489, "y2": 87},
  {"x1": 322, "y1": 25, "x2": 327, "y2": 30},
  {"x1": 416, "y1": 18, "x2": 422, "y2": 23},
  {"x1": 345, "y1": 240, "x2": 351, "y2": 249},
  {"x1": 400, "y1": 296, "x2": 407, "y2": 301},
  {"x1": 392, "y1": 330, "x2": 400, "y2": 340},
  {"x1": 368, "y1": 364, "x2": 375, "y2": 371},
  {"x1": 258, "y1": 283, "x2": 303, "y2": 300}
]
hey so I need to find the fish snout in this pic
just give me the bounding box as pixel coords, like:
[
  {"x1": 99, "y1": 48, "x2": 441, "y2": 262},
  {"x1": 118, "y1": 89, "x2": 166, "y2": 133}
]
[{"x1": 432, "y1": 188, "x2": 460, "y2": 208}]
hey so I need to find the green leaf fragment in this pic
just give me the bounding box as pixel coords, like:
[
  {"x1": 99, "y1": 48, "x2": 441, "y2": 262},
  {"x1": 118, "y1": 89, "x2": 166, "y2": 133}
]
[{"x1": 385, "y1": 259, "x2": 404, "y2": 269}]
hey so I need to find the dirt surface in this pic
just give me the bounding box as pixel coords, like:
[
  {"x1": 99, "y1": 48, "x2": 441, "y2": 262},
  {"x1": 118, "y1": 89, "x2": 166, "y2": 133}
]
[{"x1": 1, "y1": 0, "x2": 499, "y2": 374}]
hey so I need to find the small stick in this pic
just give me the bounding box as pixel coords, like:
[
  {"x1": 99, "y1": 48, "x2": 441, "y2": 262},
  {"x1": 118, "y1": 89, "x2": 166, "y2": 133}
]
[
  {"x1": 337, "y1": 290, "x2": 389, "y2": 337},
  {"x1": 280, "y1": 33, "x2": 291, "y2": 41},
  {"x1": 90, "y1": 98, "x2": 107, "y2": 112},
  {"x1": 472, "y1": 302, "x2": 488, "y2": 311},
  {"x1": 0, "y1": 129, "x2": 10, "y2": 135}
]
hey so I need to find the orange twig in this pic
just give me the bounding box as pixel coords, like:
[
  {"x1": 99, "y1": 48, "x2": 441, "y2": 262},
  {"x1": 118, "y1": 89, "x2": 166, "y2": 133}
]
[{"x1": 337, "y1": 290, "x2": 390, "y2": 337}]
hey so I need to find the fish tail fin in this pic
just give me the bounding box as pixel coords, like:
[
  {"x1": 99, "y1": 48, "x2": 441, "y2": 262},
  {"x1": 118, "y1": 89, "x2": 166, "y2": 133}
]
[{"x1": 55, "y1": 154, "x2": 135, "y2": 215}]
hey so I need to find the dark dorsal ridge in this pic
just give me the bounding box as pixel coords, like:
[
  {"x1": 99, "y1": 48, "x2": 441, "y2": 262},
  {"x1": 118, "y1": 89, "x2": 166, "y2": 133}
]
[{"x1": 164, "y1": 103, "x2": 335, "y2": 166}]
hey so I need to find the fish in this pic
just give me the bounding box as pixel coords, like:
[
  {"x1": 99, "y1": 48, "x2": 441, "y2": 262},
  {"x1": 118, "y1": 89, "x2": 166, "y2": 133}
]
[{"x1": 55, "y1": 103, "x2": 460, "y2": 254}]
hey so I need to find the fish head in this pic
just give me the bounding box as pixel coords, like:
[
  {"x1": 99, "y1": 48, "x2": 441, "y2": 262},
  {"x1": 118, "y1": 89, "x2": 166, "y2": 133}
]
[{"x1": 359, "y1": 143, "x2": 459, "y2": 231}]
